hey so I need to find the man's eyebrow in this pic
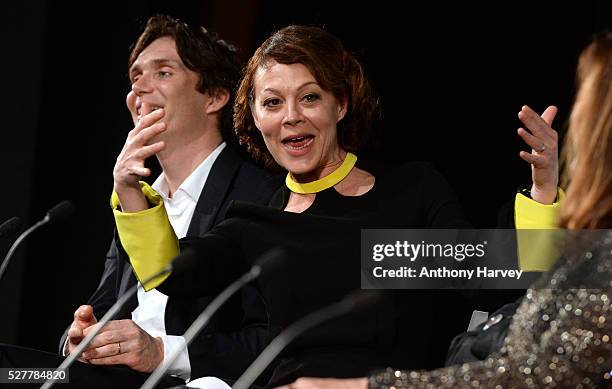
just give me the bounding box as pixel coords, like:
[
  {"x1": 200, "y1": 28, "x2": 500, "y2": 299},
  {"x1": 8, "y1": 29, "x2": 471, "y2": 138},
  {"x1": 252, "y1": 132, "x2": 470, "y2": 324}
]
[
  {"x1": 129, "y1": 58, "x2": 182, "y2": 73},
  {"x1": 150, "y1": 58, "x2": 181, "y2": 67}
]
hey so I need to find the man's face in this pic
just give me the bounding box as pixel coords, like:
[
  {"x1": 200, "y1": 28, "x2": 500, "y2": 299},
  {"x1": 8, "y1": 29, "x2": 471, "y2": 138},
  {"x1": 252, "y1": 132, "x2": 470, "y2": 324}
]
[{"x1": 127, "y1": 37, "x2": 209, "y2": 142}]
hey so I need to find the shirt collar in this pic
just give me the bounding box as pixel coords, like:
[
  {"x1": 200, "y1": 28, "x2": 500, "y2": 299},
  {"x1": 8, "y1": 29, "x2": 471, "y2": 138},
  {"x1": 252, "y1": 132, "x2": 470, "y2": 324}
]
[{"x1": 152, "y1": 142, "x2": 227, "y2": 202}]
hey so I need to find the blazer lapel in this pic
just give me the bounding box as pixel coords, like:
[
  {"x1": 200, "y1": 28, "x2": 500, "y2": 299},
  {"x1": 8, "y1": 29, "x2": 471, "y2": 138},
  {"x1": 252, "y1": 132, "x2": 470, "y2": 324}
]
[
  {"x1": 117, "y1": 263, "x2": 139, "y2": 319},
  {"x1": 113, "y1": 231, "x2": 139, "y2": 319},
  {"x1": 186, "y1": 146, "x2": 242, "y2": 237}
]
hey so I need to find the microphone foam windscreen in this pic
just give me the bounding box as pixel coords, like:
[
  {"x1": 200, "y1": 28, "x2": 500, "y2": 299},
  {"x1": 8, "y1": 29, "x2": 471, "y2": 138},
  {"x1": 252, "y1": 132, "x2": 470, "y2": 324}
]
[
  {"x1": 342, "y1": 290, "x2": 384, "y2": 311},
  {"x1": 253, "y1": 247, "x2": 287, "y2": 275},
  {"x1": 171, "y1": 248, "x2": 199, "y2": 274},
  {"x1": 46, "y1": 200, "x2": 75, "y2": 223},
  {"x1": 0, "y1": 217, "x2": 23, "y2": 238}
]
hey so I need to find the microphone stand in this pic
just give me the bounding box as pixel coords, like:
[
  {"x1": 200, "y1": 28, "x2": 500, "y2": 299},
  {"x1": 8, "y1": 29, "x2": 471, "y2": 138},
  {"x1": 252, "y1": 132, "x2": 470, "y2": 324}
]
[
  {"x1": 0, "y1": 201, "x2": 73, "y2": 282},
  {"x1": 140, "y1": 248, "x2": 285, "y2": 389},
  {"x1": 0, "y1": 217, "x2": 49, "y2": 281}
]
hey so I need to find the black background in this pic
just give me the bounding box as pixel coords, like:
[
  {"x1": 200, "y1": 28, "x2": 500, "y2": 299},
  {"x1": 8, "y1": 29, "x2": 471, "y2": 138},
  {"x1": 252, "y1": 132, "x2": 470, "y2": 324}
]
[{"x1": 0, "y1": 0, "x2": 609, "y2": 366}]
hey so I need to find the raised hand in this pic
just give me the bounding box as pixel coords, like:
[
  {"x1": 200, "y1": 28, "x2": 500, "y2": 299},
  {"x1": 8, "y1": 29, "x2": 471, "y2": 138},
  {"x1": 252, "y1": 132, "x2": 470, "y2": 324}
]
[
  {"x1": 517, "y1": 105, "x2": 559, "y2": 204},
  {"x1": 113, "y1": 93, "x2": 166, "y2": 212}
]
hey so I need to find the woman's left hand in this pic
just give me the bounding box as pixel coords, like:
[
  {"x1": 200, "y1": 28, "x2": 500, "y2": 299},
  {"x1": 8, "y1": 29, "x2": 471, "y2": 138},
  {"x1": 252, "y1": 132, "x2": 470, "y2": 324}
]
[
  {"x1": 276, "y1": 377, "x2": 368, "y2": 389},
  {"x1": 517, "y1": 105, "x2": 559, "y2": 204}
]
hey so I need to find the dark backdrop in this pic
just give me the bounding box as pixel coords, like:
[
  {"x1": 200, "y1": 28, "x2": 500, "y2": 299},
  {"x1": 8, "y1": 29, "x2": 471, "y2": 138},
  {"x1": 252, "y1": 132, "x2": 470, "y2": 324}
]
[{"x1": 0, "y1": 0, "x2": 609, "y2": 367}]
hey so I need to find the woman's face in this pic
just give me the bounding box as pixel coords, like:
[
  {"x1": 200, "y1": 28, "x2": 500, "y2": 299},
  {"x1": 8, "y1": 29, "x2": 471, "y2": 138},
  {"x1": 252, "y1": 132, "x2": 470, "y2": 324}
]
[{"x1": 251, "y1": 61, "x2": 347, "y2": 179}]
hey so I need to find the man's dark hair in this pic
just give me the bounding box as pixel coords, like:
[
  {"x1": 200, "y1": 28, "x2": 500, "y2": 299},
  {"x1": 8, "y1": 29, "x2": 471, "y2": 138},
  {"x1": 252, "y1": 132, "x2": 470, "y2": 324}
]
[{"x1": 129, "y1": 14, "x2": 241, "y2": 140}]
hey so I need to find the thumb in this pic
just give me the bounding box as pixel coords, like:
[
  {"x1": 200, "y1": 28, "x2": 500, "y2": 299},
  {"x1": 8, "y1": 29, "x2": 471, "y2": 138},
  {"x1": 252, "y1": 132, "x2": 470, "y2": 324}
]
[{"x1": 75, "y1": 305, "x2": 97, "y2": 324}]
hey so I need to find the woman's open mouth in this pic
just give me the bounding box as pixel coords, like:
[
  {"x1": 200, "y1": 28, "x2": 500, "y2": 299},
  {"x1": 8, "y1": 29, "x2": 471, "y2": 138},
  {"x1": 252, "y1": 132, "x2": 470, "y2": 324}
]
[{"x1": 282, "y1": 135, "x2": 315, "y2": 152}]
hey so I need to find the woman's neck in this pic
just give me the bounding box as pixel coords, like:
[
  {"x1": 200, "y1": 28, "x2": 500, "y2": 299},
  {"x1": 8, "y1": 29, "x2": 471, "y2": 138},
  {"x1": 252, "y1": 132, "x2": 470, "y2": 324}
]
[
  {"x1": 292, "y1": 149, "x2": 347, "y2": 183},
  {"x1": 284, "y1": 165, "x2": 376, "y2": 213}
]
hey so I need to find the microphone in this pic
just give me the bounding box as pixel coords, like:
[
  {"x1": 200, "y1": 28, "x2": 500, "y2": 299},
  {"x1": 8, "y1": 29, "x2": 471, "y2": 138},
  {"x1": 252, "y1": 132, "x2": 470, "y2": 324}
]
[
  {"x1": 232, "y1": 290, "x2": 382, "y2": 389},
  {"x1": 0, "y1": 201, "x2": 74, "y2": 282},
  {"x1": 46, "y1": 200, "x2": 75, "y2": 223},
  {"x1": 41, "y1": 257, "x2": 180, "y2": 389},
  {"x1": 0, "y1": 217, "x2": 23, "y2": 238},
  {"x1": 140, "y1": 247, "x2": 286, "y2": 389}
]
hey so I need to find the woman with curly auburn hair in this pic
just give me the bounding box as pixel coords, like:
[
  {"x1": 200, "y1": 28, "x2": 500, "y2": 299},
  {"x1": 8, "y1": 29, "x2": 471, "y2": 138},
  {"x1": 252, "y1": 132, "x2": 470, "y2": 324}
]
[
  {"x1": 233, "y1": 25, "x2": 379, "y2": 170},
  {"x1": 112, "y1": 25, "x2": 561, "y2": 387},
  {"x1": 280, "y1": 32, "x2": 612, "y2": 389}
]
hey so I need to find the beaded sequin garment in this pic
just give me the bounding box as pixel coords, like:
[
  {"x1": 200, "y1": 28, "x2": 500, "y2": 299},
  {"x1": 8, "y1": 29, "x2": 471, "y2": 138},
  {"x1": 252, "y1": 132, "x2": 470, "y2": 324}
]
[{"x1": 370, "y1": 231, "x2": 612, "y2": 388}]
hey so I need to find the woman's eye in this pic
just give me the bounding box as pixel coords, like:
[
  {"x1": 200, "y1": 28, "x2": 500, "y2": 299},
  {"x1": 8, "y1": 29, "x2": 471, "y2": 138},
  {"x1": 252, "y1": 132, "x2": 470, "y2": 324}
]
[
  {"x1": 302, "y1": 93, "x2": 320, "y2": 103},
  {"x1": 158, "y1": 71, "x2": 172, "y2": 78},
  {"x1": 263, "y1": 98, "x2": 281, "y2": 107}
]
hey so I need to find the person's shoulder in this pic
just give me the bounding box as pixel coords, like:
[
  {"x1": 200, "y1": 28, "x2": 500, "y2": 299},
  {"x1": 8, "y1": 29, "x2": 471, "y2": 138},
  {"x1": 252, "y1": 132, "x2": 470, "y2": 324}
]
[
  {"x1": 368, "y1": 160, "x2": 444, "y2": 183},
  {"x1": 227, "y1": 148, "x2": 284, "y2": 201},
  {"x1": 363, "y1": 160, "x2": 458, "y2": 206},
  {"x1": 225, "y1": 146, "x2": 278, "y2": 180},
  {"x1": 224, "y1": 199, "x2": 285, "y2": 225},
  {"x1": 395, "y1": 160, "x2": 439, "y2": 175}
]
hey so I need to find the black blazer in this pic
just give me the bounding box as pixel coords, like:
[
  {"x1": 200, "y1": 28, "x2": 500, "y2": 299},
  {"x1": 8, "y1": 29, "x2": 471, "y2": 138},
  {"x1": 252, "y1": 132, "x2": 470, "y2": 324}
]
[{"x1": 60, "y1": 146, "x2": 281, "y2": 381}]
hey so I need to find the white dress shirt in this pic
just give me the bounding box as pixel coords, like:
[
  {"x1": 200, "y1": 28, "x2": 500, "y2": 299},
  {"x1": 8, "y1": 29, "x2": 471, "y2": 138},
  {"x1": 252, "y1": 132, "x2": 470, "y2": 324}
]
[{"x1": 131, "y1": 142, "x2": 226, "y2": 381}]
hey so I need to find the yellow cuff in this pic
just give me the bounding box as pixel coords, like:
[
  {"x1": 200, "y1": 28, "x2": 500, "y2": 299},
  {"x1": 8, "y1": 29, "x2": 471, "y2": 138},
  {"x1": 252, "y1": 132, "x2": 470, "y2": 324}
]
[
  {"x1": 111, "y1": 182, "x2": 179, "y2": 291},
  {"x1": 514, "y1": 188, "x2": 565, "y2": 229},
  {"x1": 514, "y1": 188, "x2": 565, "y2": 271}
]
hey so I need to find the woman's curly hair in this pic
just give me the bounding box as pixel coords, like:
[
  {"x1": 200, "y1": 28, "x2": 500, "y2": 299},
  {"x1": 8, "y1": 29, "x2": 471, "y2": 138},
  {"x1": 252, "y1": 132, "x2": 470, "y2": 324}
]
[{"x1": 234, "y1": 25, "x2": 380, "y2": 168}]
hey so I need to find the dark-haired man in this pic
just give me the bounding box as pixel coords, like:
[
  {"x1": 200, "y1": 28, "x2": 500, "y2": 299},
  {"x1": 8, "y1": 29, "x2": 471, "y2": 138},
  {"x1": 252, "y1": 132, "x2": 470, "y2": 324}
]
[{"x1": 54, "y1": 15, "x2": 277, "y2": 387}]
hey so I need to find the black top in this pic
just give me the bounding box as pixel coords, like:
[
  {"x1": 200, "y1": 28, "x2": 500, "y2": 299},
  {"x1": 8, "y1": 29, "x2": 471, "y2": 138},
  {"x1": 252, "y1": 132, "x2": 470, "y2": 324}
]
[{"x1": 159, "y1": 162, "x2": 477, "y2": 386}]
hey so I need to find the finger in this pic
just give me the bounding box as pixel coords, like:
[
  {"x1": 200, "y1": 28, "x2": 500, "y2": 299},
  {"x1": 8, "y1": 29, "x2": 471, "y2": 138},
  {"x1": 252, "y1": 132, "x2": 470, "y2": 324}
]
[
  {"x1": 130, "y1": 109, "x2": 165, "y2": 138},
  {"x1": 87, "y1": 354, "x2": 127, "y2": 367},
  {"x1": 83, "y1": 320, "x2": 133, "y2": 349},
  {"x1": 133, "y1": 121, "x2": 166, "y2": 145},
  {"x1": 140, "y1": 102, "x2": 152, "y2": 120},
  {"x1": 519, "y1": 151, "x2": 547, "y2": 168},
  {"x1": 540, "y1": 105, "x2": 558, "y2": 126},
  {"x1": 82, "y1": 341, "x2": 124, "y2": 360},
  {"x1": 126, "y1": 166, "x2": 151, "y2": 177},
  {"x1": 70, "y1": 307, "x2": 96, "y2": 338},
  {"x1": 82, "y1": 319, "x2": 137, "y2": 349},
  {"x1": 126, "y1": 91, "x2": 138, "y2": 124},
  {"x1": 134, "y1": 142, "x2": 165, "y2": 160},
  {"x1": 81, "y1": 322, "x2": 104, "y2": 340},
  {"x1": 518, "y1": 105, "x2": 556, "y2": 143},
  {"x1": 67, "y1": 325, "x2": 83, "y2": 340},
  {"x1": 517, "y1": 128, "x2": 547, "y2": 152},
  {"x1": 82, "y1": 329, "x2": 121, "y2": 350},
  {"x1": 74, "y1": 305, "x2": 94, "y2": 322},
  {"x1": 81, "y1": 320, "x2": 123, "y2": 343}
]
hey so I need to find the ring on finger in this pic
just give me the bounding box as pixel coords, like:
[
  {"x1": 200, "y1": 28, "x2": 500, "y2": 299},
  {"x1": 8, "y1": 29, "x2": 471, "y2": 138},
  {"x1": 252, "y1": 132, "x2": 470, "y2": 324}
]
[
  {"x1": 537, "y1": 143, "x2": 546, "y2": 153},
  {"x1": 117, "y1": 342, "x2": 122, "y2": 355}
]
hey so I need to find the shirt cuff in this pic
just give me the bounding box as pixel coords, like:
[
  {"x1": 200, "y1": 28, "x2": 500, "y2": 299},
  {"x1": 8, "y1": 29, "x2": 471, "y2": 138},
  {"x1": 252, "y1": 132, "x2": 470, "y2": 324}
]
[
  {"x1": 160, "y1": 335, "x2": 191, "y2": 381},
  {"x1": 110, "y1": 182, "x2": 179, "y2": 291},
  {"x1": 514, "y1": 187, "x2": 565, "y2": 229},
  {"x1": 61, "y1": 337, "x2": 70, "y2": 357},
  {"x1": 514, "y1": 188, "x2": 565, "y2": 271}
]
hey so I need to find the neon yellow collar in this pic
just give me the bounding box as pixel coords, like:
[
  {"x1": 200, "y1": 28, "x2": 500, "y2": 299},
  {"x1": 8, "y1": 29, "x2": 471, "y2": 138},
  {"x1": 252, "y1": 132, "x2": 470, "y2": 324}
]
[{"x1": 285, "y1": 152, "x2": 357, "y2": 194}]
